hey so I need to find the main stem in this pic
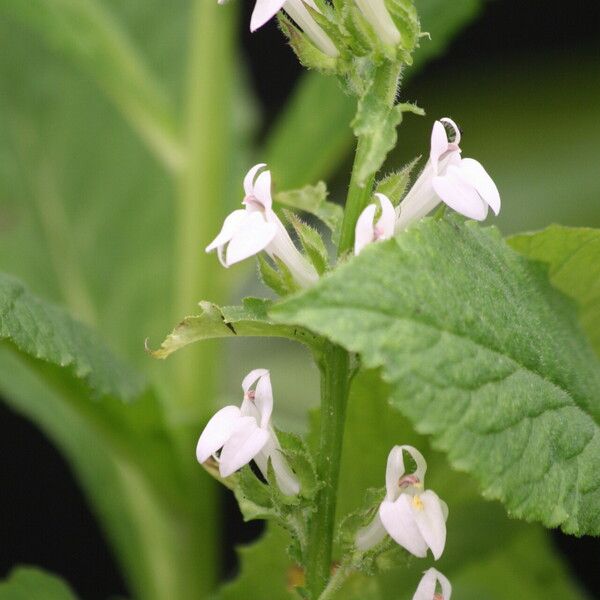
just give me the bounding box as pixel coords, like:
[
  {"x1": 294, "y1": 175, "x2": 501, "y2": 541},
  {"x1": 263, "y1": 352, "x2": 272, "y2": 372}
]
[
  {"x1": 306, "y1": 344, "x2": 350, "y2": 596},
  {"x1": 306, "y1": 63, "x2": 402, "y2": 597}
]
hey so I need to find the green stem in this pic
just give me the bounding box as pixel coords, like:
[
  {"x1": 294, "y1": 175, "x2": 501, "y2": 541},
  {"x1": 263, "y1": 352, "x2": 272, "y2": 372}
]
[
  {"x1": 337, "y1": 63, "x2": 402, "y2": 257},
  {"x1": 317, "y1": 564, "x2": 352, "y2": 600},
  {"x1": 305, "y1": 344, "x2": 350, "y2": 596},
  {"x1": 306, "y1": 62, "x2": 403, "y2": 597},
  {"x1": 337, "y1": 135, "x2": 376, "y2": 257}
]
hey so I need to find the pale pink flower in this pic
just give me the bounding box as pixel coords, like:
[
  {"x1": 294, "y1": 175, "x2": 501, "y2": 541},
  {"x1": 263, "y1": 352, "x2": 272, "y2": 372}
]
[{"x1": 354, "y1": 193, "x2": 396, "y2": 255}]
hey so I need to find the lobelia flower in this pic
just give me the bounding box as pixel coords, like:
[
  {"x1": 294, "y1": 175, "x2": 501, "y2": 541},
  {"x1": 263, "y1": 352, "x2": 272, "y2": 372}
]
[
  {"x1": 196, "y1": 369, "x2": 300, "y2": 496},
  {"x1": 206, "y1": 163, "x2": 318, "y2": 288},
  {"x1": 396, "y1": 117, "x2": 501, "y2": 231},
  {"x1": 219, "y1": 0, "x2": 338, "y2": 56},
  {"x1": 354, "y1": 0, "x2": 401, "y2": 46},
  {"x1": 413, "y1": 568, "x2": 452, "y2": 600},
  {"x1": 355, "y1": 445, "x2": 448, "y2": 559},
  {"x1": 354, "y1": 192, "x2": 396, "y2": 255}
]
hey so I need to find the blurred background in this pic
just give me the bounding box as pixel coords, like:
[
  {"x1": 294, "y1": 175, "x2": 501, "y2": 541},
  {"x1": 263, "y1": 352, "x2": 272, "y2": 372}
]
[{"x1": 0, "y1": 0, "x2": 599, "y2": 598}]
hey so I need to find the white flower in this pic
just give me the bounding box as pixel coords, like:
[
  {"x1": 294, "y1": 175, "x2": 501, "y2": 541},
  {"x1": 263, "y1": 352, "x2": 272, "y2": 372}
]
[
  {"x1": 396, "y1": 118, "x2": 501, "y2": 231},
  {"x1": 354, "y1": 193, "x2": 396, "y2": 255},
  {"x1": 355, "y1": 445, "x2": 448, "y2": 560},
  {"x1": 413, "y1": 568, "x2": 452, "y2": 600},
  {"x1": 354, "y1": 0, "x2": 401, "y2": 46},
  {"x1": 219, "y1": 0, "x2": 338, "y2": 56},
  {"x1": 206, "y1": 163, "x2": 318, "y2": 288},
  {"x1": 196, "y1": 369, "x2": 300, "y2": 496}
]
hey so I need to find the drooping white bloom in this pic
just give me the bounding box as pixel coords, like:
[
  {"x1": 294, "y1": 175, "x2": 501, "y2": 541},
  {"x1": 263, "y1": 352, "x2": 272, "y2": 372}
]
[
  {"x1": 354, "y1": 193, "x2": 396, "y2": 255},
  {"x1": 413, "y1": 568, "x2": 452, "y2": 600},
  {"x1": 218, "y1": 0, "x2": 338, "y2": 56},
  {"x1": 196, "y1": 369, "x2": 300, "y2": 496},
  {"x1": 354, "y1": 0, "x2": 401, "y2": 46},
  {"x1": 396, "y1": 118, "x2": 501, "y2": 231},
  {"x1": 206, "y1": 163, "x2": 318, "y2": 288},
  {"x1": 355, "y1": 445, "x2": 448, "y2": 560}
]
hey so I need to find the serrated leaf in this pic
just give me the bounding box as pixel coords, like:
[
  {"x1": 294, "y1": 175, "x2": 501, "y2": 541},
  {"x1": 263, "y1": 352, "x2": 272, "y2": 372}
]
[
  {"x1": 149, "y1": 298, "x2": 321, "y2": 359},
  {"x1": 375, "y1": 158, "x2": 419, "y2": 205},
  {"x1": 234, "y1": 467, "x2": 277, "y2": 522},
  {"x1": 275, "y1": 182, "x2": 342, "y2": 234},
  {"x1": 509, "y1": 226, "x2": 600, "y2": 356},
  {"x1": 0, "y1": 271, "x2": 144, "y2": 400},
  {"x1": 0, "y1": 567, "x2": 77, "y2": 600},
  {"x1": 272, "y1": 217, "x2": 600, "y2": 535},
  {"x1": 258, "y1": 254, "x2": 301, "y2": 297},
  {"x1": 287, "y1": 213, "x2": 330, "y2": 276}
]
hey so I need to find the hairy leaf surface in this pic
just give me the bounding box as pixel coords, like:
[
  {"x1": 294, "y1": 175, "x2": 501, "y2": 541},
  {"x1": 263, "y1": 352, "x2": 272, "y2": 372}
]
[
  {"x1": 272, "y1": 218, "x2": 600, "y2": 535},
  {"x1": 0, "y1": 272, "x2": 144, "y2": 400},
  {"x1": 509, "y1": 226, "x2": 600, "y2": 356}
]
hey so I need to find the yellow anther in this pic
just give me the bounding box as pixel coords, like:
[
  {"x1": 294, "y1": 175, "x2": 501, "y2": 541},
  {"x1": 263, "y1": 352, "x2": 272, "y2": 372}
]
[{"x1": 412, "y1": 495, "x2": 424, "y2": 511}]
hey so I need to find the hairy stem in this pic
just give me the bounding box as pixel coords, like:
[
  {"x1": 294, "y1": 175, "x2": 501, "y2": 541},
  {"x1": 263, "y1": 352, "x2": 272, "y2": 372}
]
[
  {"x1": 337, "y1": 135, "x2": 377, "y2": 256},
  {"x1": 305, "y1": 344, "x2": 350, "y2": 596},
  {"x1": 338, "y1": 63, "x2": 402, "y2": 256},
  {"x1": 306, "y1": 62, "x2": 403, "y2": 596}
]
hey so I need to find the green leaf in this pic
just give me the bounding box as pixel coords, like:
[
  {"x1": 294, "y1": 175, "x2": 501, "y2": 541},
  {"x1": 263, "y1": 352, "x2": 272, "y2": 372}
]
[
  {"x1": 375, "y1": 158, "x2": 419, "y2": 205},
  {"x1": 0, "y1": 567, "x2": 77, "y2": 600},
  {"x1": 275, "y1": 182, "x2": 342, "y2": 234},
  {"x1": 0, "y1": 271, "x2": 144, "y2": 400},
  {"x1": 287, "y1": 214, "x2": 330, "y2": 276},
  {"x1": 149, "y1": 298, "x2": 321, "y2": 359},
  {"x1": 509, "y1": 226, "x2": 600, "y2": 356},
  {"x1": 272, "y1": 217, "x2": 600, "y2": 535},
  {"x1": 258, "y1": 255, "x2": 300, "y2": 297},
  {"x1": 0, "y1": 0, "x2": 183, "y2": 172}
]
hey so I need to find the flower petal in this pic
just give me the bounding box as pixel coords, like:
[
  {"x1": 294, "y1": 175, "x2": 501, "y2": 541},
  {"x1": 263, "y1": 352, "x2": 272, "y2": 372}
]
[
  {"x1": 205, "y1": 209, "x2": 248, "y2": 255},
  {"x1": 219, "y1": 417, "x2": 270, "y2": 477},
  {"x1": 385, "y1": 445, "x2": 406, "y2": 501},
  {"x1": 356, "y1": 513, "x2": 388, "y2": 551},
  {"x1": 413, "y1": 568, "x2": 451, "y2": 600},
  {"x1": 243, "y1": 163, "x2": 267, "y2": 196},
  {"x1": 254, "y1": 371, "x2": 273, "y2": 428},
  {"x1": 225, "y1": 212, "x2": 277, "y2": 265},
  {"x1": 250, "y1": 0, "x2": 286, "y2": 31},
  {"x1": 242, "y1": 368, "x2": 270, "y2": 393},
  {"x1": 430, "y1": 120, "x2": 450, "y2": 167},
  {"x1": 411, "y1": 490, "x2": 447, "y2": 560},
  {"x1": 354, "y1": 203, "x2": 377, "y2": 255},
  {"x1": 270, "y1": 447, "x2": 300, "y2": 495},
  {"x1": 400, "y1": 445, "x2": 428, "y2": 484},
  {"x1": 196, "y1": 405, "x2": 241, "y2": 464},
  {"x1": 439, "y1": 117, "x2": 461, "y2": 146},
  {"x1": 412, "y1": 567, "x2": 437, "y2": 600},
  {"x1": 432, "y1": 169, "x2": 488, "y2": 221},
  {"x1": 375, "y1": 193, "x2": 396, "y2": 239},
  {"x1": 252, "y1": 169, "x2": 273, "y2": 210},
  {"x1": 379, "y1": 497, "x2": 428, "y2": 558},
  {"x1": 458, "y1": 157, "x2": 501, "y2": 215}
]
